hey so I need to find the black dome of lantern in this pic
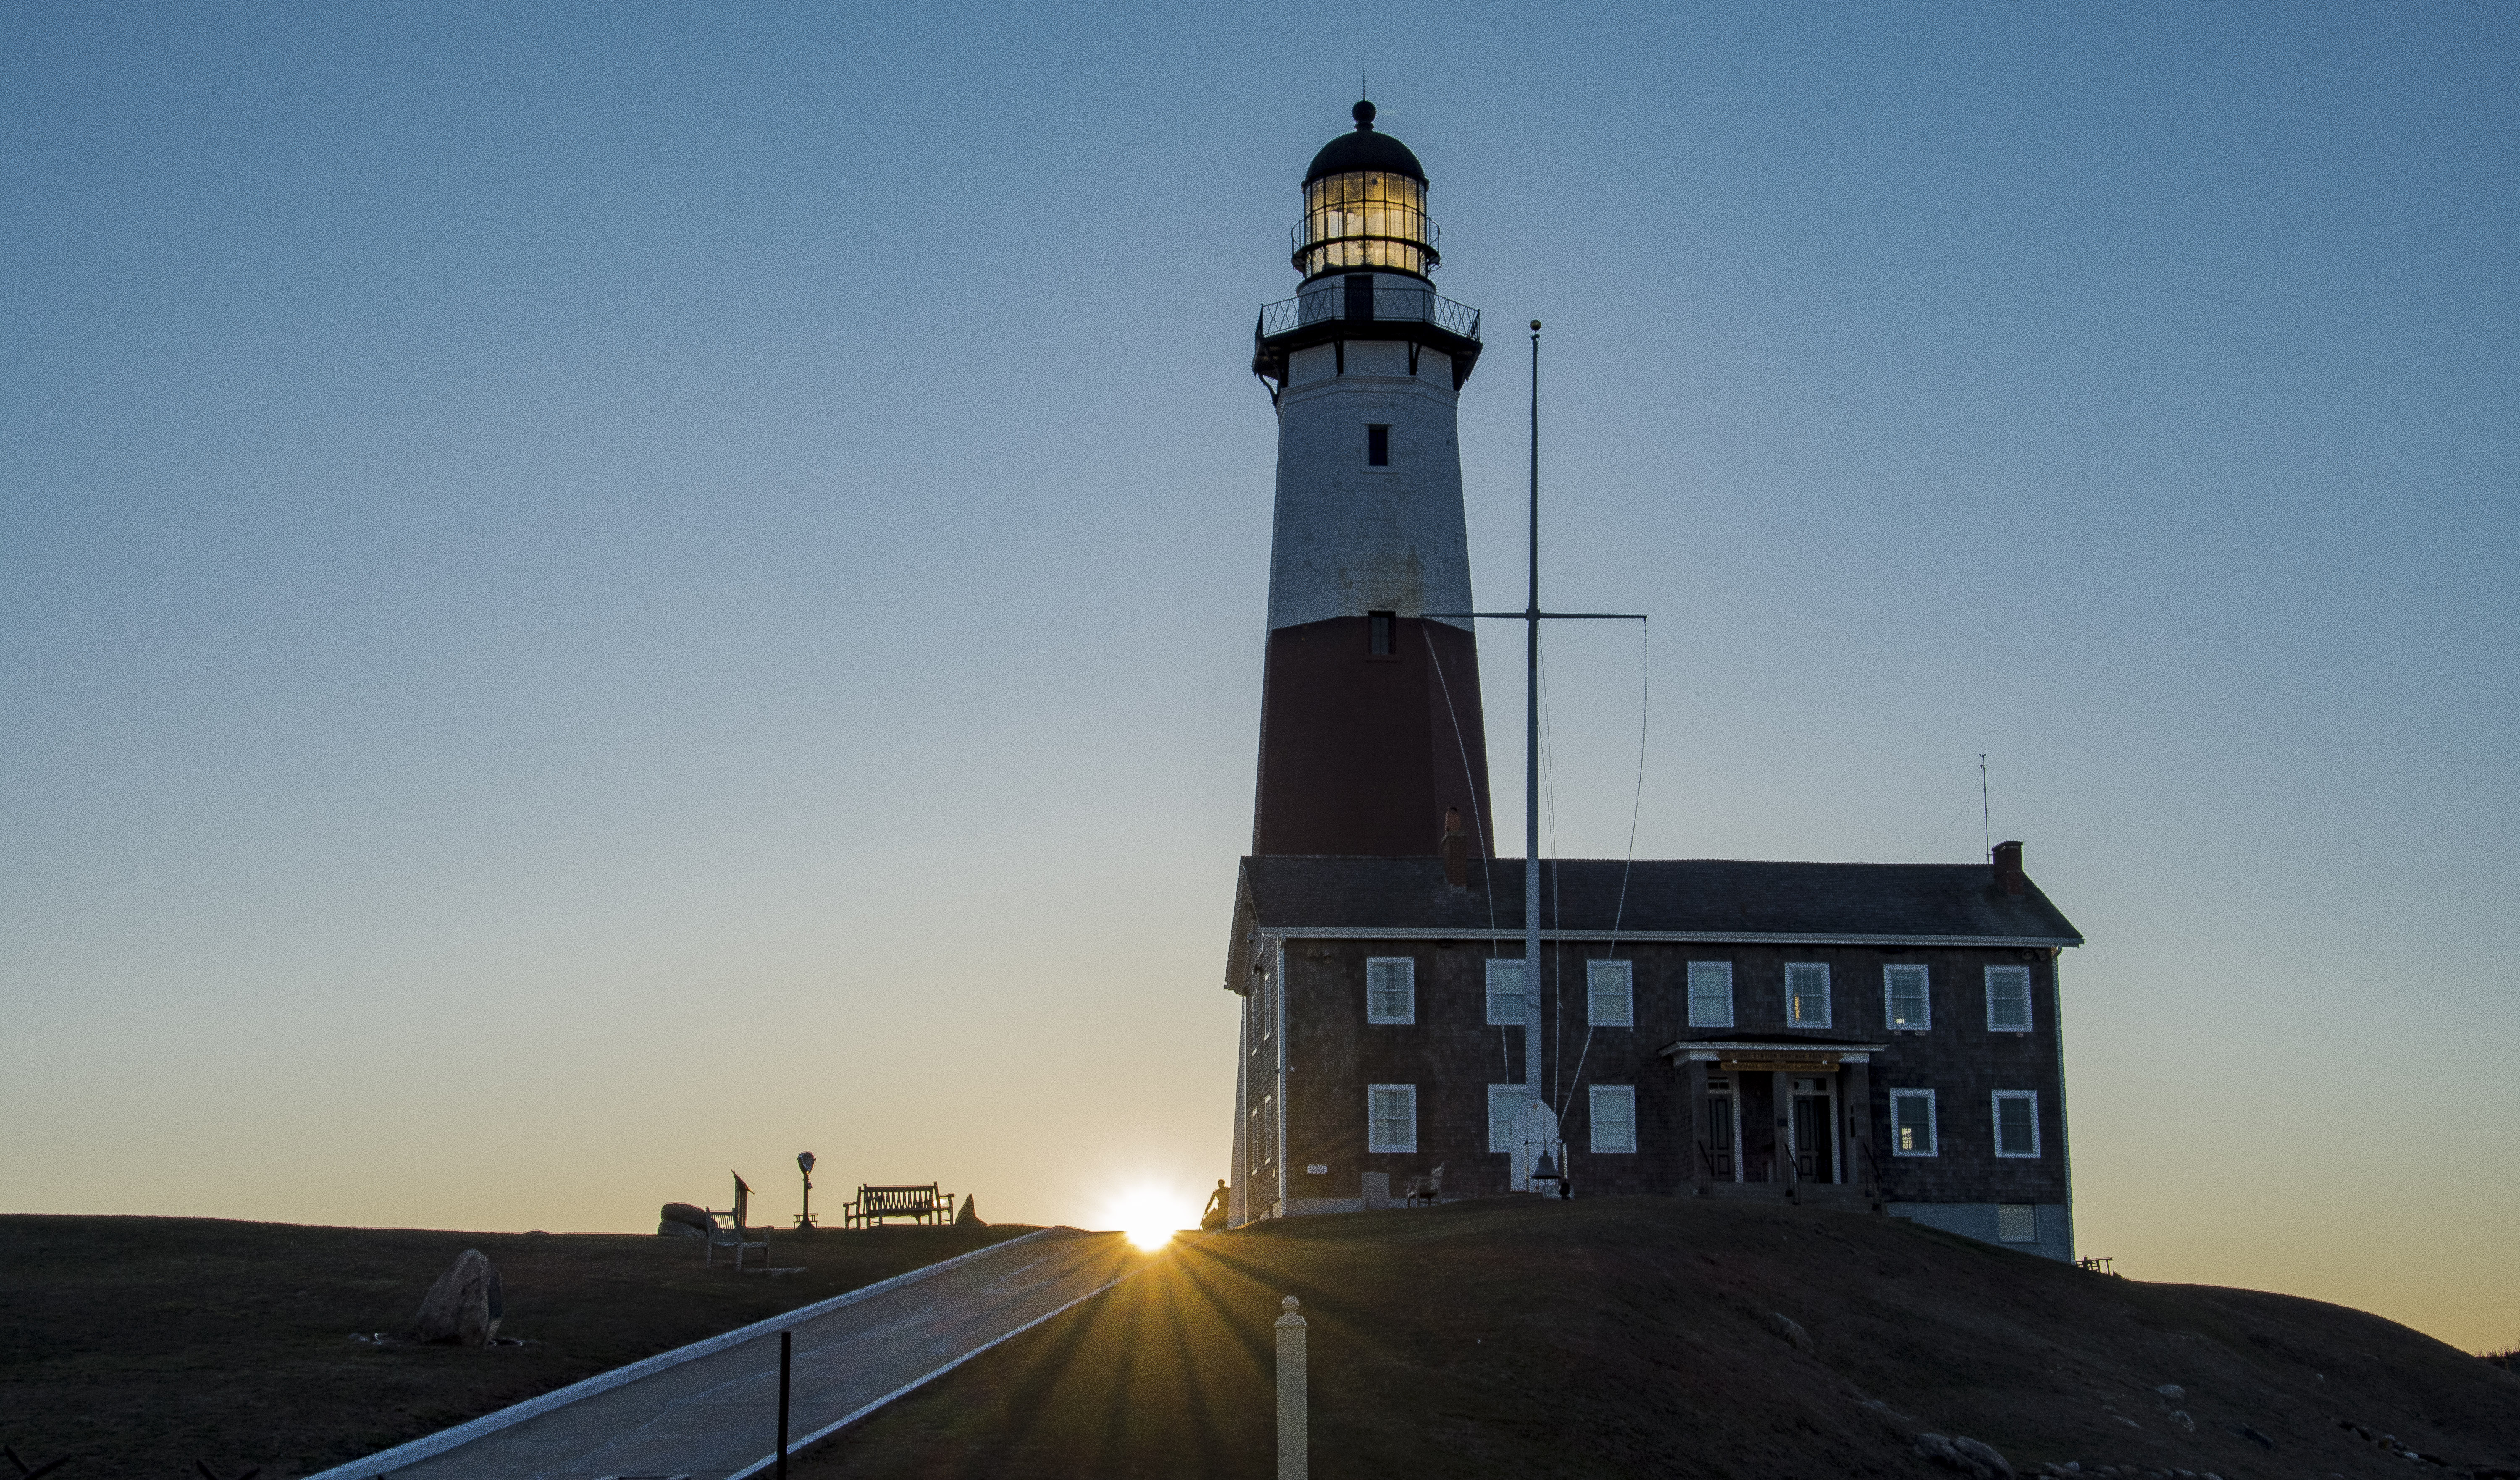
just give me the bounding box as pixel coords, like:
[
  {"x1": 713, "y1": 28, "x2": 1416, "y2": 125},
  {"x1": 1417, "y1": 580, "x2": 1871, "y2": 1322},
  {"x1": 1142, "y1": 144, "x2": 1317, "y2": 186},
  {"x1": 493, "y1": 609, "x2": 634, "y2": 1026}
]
[{"x1": 1302, "y1": 101, "x2": 1426, "y2": 186}]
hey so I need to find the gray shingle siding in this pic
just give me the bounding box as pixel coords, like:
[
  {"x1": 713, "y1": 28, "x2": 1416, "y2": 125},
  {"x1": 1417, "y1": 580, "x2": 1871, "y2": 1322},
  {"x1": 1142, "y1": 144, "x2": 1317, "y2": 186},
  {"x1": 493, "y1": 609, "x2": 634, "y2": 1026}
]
[{"x1": 1232, "y1": 855, "x2": 2081, "y2": 1251}]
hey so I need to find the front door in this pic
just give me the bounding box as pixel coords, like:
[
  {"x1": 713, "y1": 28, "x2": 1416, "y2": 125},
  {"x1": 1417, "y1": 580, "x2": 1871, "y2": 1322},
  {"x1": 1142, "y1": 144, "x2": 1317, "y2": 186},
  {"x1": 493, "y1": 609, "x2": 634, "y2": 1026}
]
[
  {"x1": 1791, "y1": 1094, "x2": 1835, "y2": 1184},
  {"x1": 1345, "y1": 273, "x2": 1376, "y2": 321},
  {"x1": 1702, "y1": 1081, "x2": 1737, "y2": 1180}
]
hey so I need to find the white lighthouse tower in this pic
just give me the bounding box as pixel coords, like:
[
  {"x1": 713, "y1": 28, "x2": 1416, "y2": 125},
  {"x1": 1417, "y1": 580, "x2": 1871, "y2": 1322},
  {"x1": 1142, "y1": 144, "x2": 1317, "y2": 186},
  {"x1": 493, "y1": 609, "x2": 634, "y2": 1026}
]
[{"x1": 1248, "y1": 101, "x2": 1494, "y2": 858}]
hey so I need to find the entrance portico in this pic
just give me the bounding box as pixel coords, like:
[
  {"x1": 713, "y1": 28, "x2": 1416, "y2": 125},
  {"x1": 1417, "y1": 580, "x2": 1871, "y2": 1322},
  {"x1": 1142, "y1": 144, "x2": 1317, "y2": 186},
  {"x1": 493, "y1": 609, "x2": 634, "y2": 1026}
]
[{"x1": 1662, "y1": 1040, "x2": 1888, "y2": 1200}]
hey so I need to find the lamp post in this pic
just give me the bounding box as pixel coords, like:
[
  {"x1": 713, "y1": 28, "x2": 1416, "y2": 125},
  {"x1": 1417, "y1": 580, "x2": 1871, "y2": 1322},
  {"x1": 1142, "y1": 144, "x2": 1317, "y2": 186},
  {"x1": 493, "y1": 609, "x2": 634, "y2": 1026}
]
[{"x1": 794, "y1": 1152, "x2": 816, "y2": 1231}]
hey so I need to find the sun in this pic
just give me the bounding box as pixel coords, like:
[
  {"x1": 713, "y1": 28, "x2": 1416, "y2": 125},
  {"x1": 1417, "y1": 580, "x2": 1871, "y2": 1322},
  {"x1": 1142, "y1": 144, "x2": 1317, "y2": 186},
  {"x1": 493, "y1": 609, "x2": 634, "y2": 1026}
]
[{"x1": 1107, "y1": 1185, "x2": 1182, "y2": 1253}]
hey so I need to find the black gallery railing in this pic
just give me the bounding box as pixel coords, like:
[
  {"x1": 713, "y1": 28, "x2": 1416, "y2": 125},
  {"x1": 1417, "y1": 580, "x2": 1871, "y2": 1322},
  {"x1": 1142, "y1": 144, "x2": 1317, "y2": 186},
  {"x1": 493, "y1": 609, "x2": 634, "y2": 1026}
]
[{"x1": 1257, "y1": 286, "x2": 1482, "y2": 341}]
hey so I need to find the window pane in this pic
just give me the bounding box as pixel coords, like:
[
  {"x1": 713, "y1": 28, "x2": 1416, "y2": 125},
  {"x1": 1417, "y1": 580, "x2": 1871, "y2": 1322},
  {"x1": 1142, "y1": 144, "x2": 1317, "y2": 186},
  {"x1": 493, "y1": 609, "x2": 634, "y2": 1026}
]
[
  {"x1": 1888, "y1": 966, "x2": 1927, "y2": 1026},
  {"x1": 1489, "y1": 1086, "x2": 1525, "y2": 1152},
  {"x1": 1688, "y1": 964, "x2": 1731, "y2": 1025},
  {"x1": 1593, "y1": 1088, "x2": 1634, "y2": 1152},
  {"x1": 1789, "y1": 965, "x2": 1828, "y2": 1025},
  {"x1": 1590, "y1": 961, "x2": 1632, "y2": 1025},
  {"x1": 1488, "y1": 959, "x2": 1526, "y2": 1024},
  {"x1": 1371, "y1": 1087, "x2": 1414, "y2": 1150},
  {"x1": 1894, "y1": 1094, "x2": 1933, "y2": 1154},
  {"x1": 1989, "y1": 968, "x2": 2029, "y2": 1028},
  {"x1": 1997, "y1": 1204, "x2": 2037, "y2": 1242},
  {"x1": 1998, "y1": 1095, "x2": 2034, "y2": 1154}
]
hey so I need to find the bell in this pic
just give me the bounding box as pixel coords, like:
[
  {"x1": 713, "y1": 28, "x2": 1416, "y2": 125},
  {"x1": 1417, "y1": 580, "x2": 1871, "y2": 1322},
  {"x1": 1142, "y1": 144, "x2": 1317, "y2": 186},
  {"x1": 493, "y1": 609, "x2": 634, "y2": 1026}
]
[{"x1": 1533, "y1": 1150, "x2": 1559, "y2": 1181}]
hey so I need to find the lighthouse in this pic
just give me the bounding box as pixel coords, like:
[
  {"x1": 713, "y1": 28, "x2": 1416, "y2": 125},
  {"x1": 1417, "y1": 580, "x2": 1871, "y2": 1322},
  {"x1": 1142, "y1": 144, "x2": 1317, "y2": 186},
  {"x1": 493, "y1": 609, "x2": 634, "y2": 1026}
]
[{"x1": 1248, "y1": 101, "x2": 1494, "y2": 859}]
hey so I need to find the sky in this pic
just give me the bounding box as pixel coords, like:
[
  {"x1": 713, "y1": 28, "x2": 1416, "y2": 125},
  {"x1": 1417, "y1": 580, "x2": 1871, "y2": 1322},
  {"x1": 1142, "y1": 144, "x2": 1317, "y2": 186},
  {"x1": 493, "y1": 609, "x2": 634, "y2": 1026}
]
[{"x1": 3, "y1": 4, "x2": 2514, "y2": 1351}]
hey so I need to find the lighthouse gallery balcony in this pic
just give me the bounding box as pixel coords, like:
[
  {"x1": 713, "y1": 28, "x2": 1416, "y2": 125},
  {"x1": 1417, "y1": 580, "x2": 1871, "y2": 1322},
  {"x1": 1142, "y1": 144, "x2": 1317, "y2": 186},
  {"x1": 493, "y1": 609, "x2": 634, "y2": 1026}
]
[{"x1": 1251, "y1": 283, "x2": 1484, "y2": 390}]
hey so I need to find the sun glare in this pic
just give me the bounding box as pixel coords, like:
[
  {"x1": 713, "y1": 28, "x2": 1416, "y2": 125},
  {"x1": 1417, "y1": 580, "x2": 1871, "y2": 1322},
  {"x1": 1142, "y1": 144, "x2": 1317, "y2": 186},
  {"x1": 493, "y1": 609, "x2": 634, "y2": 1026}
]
[{"x1": 1108, "y1": 1185, "x2": 1183, "y2": 1253}]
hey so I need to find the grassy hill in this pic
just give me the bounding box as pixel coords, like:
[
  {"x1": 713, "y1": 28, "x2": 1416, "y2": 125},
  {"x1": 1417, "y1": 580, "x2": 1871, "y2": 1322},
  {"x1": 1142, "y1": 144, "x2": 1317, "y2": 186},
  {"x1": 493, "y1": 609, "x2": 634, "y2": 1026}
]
[
  {"x1": 795, "y1": 1197, "x2": 2520, "y2": 1480},
  {"x1": 3, "y1": 1201, "x2": 2512, "y2": 1479},
  {"x1": 0, "y1": 1213, "x2": 1034, "y2": 1477}
]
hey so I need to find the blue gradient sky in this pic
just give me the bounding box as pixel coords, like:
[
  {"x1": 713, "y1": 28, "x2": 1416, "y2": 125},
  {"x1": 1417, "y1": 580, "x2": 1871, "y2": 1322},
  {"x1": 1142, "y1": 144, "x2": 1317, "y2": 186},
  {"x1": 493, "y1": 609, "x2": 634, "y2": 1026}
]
[{"x1": 3, "y1": 5, "x2": 2513, "y2": 1348}]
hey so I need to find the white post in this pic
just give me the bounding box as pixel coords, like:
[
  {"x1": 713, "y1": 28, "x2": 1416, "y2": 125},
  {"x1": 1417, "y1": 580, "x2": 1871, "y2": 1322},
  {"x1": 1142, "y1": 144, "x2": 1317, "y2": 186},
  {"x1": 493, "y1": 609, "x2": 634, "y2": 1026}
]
[{"x1": 1275, "y1": 1296, "x2": 1308, "y2": 1480}]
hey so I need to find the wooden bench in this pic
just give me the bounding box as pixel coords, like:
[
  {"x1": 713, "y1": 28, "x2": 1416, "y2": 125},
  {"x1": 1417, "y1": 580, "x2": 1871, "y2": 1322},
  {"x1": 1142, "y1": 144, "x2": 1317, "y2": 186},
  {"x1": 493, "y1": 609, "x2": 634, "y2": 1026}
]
[
  {"x1": 704, "y1": 1172, "x2": 772, "y2": 1271},
  {"x1": 843, "y1": 1182, "x2": 953, "y2": 1228}
]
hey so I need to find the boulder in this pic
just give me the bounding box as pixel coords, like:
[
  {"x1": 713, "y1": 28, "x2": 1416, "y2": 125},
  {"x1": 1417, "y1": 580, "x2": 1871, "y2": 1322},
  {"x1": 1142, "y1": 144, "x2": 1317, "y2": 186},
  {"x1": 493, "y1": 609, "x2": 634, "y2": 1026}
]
[
  {"x1": 413, "y1": 1249, "x2": 504, "y2": 1347},
  {"x1": 1916, "y1": 1434, "x2": 2013, "y2": 1480},
  {"x1": 656, "y1": 1219, "x2": 704, "y2": 1238},
  {"x1": 954, "y1": 1194, "x2": 980, "y2": 1227},
  {"x1": 659, "y1": 1202, "x2": 714, "y2": 1236},
  {"x1": 2155, "y1": 1383, "x2": 2184, "y2": 1400},
  {"x1": 1770, "y1": 1312, "x2": 1813, "y2": 1352}
]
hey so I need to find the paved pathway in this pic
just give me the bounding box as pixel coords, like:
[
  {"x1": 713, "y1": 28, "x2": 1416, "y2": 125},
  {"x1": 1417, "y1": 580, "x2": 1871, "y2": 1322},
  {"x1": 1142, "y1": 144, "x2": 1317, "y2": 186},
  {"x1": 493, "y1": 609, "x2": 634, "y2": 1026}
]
[{"x1": 382, "y1": 1228, "x2": 1148, "y2": 1480}]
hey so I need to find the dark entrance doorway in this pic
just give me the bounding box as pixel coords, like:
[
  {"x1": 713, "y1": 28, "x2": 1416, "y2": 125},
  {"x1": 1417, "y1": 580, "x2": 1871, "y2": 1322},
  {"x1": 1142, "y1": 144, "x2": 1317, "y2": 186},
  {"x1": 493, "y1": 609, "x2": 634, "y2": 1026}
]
[
  {"x1": 1790, "y1": 1083, "x2": 1835, "y2": 1184},
  {"x1": 1701, "y1": 1079, "x2": 1736, "y2": 1180},
  {"x1": 1345, "y1": 273, "x2": 1376, "y2": 321}
]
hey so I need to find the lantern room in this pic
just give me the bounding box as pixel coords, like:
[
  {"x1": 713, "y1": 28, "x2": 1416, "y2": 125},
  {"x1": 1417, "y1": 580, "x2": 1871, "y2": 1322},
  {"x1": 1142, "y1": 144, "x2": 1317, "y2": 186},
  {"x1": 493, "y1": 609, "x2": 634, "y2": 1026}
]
[{"x1": 1292, "y1": 101, "x2": 1439, "y2": 281}]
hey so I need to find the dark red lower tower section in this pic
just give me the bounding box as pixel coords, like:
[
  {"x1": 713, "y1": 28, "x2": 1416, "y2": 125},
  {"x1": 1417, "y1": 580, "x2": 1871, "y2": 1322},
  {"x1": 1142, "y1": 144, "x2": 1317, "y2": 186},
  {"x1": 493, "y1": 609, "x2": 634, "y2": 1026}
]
[{"x1": 1252, "y1": 615, "x2": 1497, "y2": 858}]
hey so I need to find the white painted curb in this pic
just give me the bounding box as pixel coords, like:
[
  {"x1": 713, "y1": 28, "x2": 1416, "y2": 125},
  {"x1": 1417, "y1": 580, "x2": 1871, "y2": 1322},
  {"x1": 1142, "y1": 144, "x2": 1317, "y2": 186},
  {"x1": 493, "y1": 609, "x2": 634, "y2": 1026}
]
[{"x1": 303, "y1": 1227, "x2": 1061, "y2": 1480}]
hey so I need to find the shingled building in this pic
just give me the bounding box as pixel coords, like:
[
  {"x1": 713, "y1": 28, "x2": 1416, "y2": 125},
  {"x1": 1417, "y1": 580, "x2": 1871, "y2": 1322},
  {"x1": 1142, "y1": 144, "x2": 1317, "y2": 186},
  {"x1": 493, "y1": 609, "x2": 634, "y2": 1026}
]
[{"x1": 1223, "y1": 846, "x2": 2087, "y2": 1260}]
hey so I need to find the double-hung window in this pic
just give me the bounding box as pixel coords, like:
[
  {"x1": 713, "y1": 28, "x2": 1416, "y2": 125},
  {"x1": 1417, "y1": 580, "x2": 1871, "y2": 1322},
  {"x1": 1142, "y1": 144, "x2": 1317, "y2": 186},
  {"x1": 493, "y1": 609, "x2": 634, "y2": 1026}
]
[
  {"x1": 1368, "y1": 1084, "x2": 1417, "y2": 1153},
  {"x1": 1885, "y1": 964, "x2": 1929, "y2": 1030},
  {"x1": 1992, "y1": 1091, "x2": 2040, "y2": 1157},
  {"x1": 1890, "y1": 1089, "x2": 1937, "y2": 1155},
  {"x1": 1687, "y1": 961, "x2": 1734, "y2": 1027},
  {"x1": 1985, "y1": 966, "x2": 2032, "y2": 1032},
  {"x1": 1487, "y1": 1084, "x2": 1526, "y2": 1153},
  {"x1": 1786, "y1": 964, "x2": 1831, "y2": 1028},
  {"x1": 1485, "y1": 959, "x2": 1527, "y2": 1025},
  {"x1": 1588, "y1": 960, "x2": 1634, "y2": 1027},
  {"x1": 1589, "y1": 1085, "x2": 1636, "y2": 1153},
  {"x1": 1366, "y1": 957, "x2": 1415, "y2": 1024}
]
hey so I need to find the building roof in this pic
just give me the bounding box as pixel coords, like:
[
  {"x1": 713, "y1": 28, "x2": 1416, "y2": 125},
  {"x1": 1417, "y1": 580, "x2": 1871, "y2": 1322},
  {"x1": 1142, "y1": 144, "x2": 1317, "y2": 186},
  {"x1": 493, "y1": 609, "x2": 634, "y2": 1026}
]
[
  {"x1": 1303, "y1": 102, "x2": 1428, "y2": 186},
  {"x1": 1235, "y1": 856, "x2": 2084, "y2": 946}
]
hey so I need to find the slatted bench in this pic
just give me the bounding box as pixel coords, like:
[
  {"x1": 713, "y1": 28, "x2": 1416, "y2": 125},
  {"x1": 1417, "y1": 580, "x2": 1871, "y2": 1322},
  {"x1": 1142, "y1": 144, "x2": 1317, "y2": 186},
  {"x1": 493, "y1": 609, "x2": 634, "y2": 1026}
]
[{"x1": 843, "y1": 1182, "x2": 953, "y2": 1228}]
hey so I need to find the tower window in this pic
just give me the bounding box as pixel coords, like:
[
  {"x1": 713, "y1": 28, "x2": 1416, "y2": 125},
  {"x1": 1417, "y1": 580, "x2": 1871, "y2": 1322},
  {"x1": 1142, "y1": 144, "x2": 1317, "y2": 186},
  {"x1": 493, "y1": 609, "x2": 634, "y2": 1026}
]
[
  {"x1": 1367, "y1": 424, "x2": 1390, "y2": 466},
  {"x1": 1368, "y1": 611, "x2": 1395, "y2": 655}
]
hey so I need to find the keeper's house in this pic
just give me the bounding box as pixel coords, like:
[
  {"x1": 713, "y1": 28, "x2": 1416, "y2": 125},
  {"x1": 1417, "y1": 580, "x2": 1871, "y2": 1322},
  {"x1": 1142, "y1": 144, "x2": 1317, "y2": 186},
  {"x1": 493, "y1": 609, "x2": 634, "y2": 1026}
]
[{"x1": 1223, "y1": 842, "x2": 2087, "y2": 1261}]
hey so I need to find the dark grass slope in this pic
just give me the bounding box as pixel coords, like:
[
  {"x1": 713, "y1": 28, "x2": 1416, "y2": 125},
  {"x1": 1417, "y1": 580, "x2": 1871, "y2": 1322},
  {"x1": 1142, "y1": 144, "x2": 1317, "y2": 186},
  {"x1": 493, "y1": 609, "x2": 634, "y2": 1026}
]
[
  {"x1": 793, "y1": 1197, "x2": 2520, "y2": 1480},
  {"x1": 0, "y1": 1214, "x2": 1034, "y2": 1479}
]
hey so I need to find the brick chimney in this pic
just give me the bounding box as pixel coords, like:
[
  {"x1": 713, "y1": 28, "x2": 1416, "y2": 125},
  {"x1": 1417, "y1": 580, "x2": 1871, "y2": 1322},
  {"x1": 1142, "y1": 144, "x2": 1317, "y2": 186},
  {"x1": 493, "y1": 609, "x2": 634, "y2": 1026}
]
[
  {"x1": 1993, "y1": 840, "x2": 2025, "y2": 898},
  {"x1": 1441, "y1": 807, "x2": 1471, "y2": 889}
]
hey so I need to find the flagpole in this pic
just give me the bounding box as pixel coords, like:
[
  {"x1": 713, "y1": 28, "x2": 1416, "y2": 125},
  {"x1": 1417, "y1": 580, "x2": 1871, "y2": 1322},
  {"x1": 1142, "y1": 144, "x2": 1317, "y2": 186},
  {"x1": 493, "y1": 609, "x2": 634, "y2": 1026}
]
[{"x1": 1524, "y1": 320, "x2": 1544, "y2": 1114}]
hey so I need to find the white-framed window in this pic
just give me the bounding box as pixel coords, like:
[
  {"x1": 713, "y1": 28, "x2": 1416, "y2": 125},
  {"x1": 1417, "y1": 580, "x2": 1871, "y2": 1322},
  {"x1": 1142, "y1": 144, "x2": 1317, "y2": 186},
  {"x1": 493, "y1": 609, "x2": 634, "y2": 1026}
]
[
  {"x1": 1985, "y1": 965, "x2": 2032, "y2": 1032},
  {"x1": 1366, "y1": 957, "x2": 1415, "y2": 1024},
  {"x1": 1890, "y1": 1089, "x2": 1937, "y2": 1156},
  {"x1": 1687, "y1": 961, "x2": 1734, "y2": 1027},
  {"x1": 1485, "y1": 959, "x2": 1527, "y2": 1025},
  {"x1": 1589, "y1": 1084, "x2": 1637, "y2": 1153},
  {"x1": 1996, "y1": 1204, "x2": 2039, "y2": 1243},
  {"x1": 1588, "y1": 959, "x2": 1634, "y2": 1027},
  {"x1": 1368, "y1": 1084, "x2": 1417, "y2": 1153},
  {"x1": 1885, "y1": 963, "x2": 1930, "y2": 1030},
  {"x1": 1786, "y1": 963, "x2": 1831, "y2": 1028},
  {"x1": 1487, "y1": 1084, "x2": 1526, "y2": 1153},
  {"x1": 1993, "y1": 1091, "x2": 2040, "y2": 1158}
]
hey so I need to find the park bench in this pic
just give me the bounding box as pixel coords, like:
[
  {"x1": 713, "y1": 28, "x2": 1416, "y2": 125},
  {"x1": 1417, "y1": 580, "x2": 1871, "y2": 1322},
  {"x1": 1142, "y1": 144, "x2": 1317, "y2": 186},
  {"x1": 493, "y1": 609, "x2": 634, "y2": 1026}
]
[
  {"x1": 704, "y1": 1172, "x2": 772, "y2": 1271},
  {"x1": 843, "y1": 1182, "x2": 953, "y2": 1228}
]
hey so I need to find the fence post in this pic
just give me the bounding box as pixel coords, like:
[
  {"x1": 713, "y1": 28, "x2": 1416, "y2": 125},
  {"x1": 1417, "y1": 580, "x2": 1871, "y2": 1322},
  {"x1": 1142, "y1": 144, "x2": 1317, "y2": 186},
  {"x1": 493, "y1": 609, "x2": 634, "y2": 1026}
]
[
  {"x1": 776, "y1": 1329, "x2": 792, "y2": 1480},
  {"x1": 1275, "y1": 1296, "x2": 1308, "y2": 1480}
]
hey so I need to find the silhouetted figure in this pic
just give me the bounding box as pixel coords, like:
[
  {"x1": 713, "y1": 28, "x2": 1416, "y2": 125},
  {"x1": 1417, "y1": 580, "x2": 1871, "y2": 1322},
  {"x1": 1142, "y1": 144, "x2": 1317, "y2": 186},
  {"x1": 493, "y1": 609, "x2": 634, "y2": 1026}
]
[{"x1": 1200, "y1": 1179, "x2": 1229, "y2": 1230}]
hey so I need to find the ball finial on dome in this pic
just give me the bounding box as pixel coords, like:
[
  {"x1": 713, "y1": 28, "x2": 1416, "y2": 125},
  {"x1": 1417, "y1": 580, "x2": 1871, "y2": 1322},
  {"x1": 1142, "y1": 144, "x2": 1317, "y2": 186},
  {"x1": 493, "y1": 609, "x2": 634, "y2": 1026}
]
[{"x1": 1352, "y1": 100, "x2": 1376, "y2": 131}]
